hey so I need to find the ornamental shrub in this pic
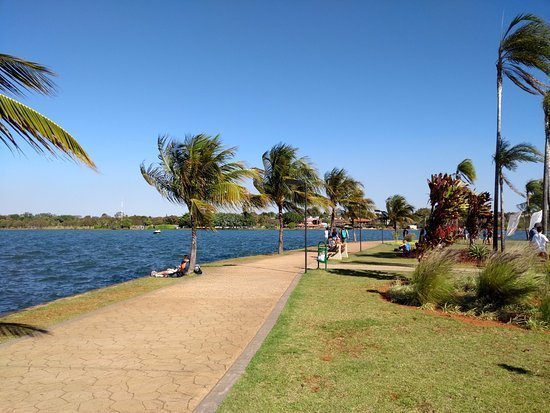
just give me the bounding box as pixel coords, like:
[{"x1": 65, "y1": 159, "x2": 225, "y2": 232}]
[
  {"x1": 476, "y1": 249, "x2": 540, "y2": 309},
  {"x1": 410, "y1": 249, "x2": 456, "y2": 306}
]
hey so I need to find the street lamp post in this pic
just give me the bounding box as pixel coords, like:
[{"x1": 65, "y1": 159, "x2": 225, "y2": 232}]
[
  {"x1": 375, "y1": 210, "x2": 387, "y2": 244},
  {"x1": 359, "y1": 219, "x2": 362, "y2": 251},
  {"x1": 285, "y1": 178, "x2": 308, "y2": 273}
]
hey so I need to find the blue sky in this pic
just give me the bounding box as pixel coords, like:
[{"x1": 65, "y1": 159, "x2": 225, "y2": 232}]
[{"x1": 1, "y1": 0, "x2": 548, "y2": 216}]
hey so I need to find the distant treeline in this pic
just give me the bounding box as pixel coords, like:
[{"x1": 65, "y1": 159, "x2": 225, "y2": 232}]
[{"x1": 0, "y1": 211, "x2": 309, "y2": 230}]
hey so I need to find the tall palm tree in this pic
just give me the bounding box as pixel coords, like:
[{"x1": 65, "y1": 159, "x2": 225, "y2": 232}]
[
  {"x1": 493, "y1": 14, "x2": 550, "y2": 250},
  {"x1": 493, "y1": 139, "x2": 542, "y2": 251},
  {"x1": 0, "y1": 53, "x2": 95, "y2": 169},
  {"x1": 542, "y1": 91, "x2": 550, "y2": 233},
  {"x1": 342, "y1": 190, "x2": 375, "y2": 241},
  {"x1": 141, "y1": 134, "x2": 254, "y2": 268},
  {"x1": 253, "y1": 143, "x2": 321, "y2": 254},
  {"x1": 324, "y1": 168, "x2": 364, "y2": 229},
  {"x1": 385, "y1": 195, "x2": 415, "y2": 240},
  {"x1": 455, "y1": 159, "x2": 476, "y2": 185}
]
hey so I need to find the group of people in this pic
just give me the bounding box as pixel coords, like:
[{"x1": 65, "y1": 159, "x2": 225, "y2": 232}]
[{"x1": 324, "y1": 227, "x2": 349, "y2": 252}]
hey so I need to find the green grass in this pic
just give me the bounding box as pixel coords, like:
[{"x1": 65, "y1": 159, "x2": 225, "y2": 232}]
[
  {"x1": 219, "y1": 268, "x2": 550, "y2": 413},
  {"x1": 0, "y1": 276, "x2": 180, "y2": 344}
]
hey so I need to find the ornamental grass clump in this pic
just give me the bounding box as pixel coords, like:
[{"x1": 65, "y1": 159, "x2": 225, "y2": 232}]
[
  {"x1": 476, "y1": 248, "x2": 540, "y2": 309},
  {"x1": 468, "y1": 244, "x2": 489, "y2": 265},
  {"x1": 411, "y1": 249, "x2": 456, "y2": 306}
]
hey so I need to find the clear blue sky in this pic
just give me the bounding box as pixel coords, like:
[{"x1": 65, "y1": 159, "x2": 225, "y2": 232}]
[{"x1": 1, "y1": 0, "x2": 548, "y2": 216}]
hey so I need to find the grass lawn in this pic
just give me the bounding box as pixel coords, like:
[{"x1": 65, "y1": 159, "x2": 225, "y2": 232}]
[
  {"x1": 0, "y1": 276, "x2": 180, "y2": 344},
  {"x1": 342, "y1": 243, "x2": 418, "y2": 268},
  {"x1": 219, "y1": 267, "x2": 549, "y2": 412}
]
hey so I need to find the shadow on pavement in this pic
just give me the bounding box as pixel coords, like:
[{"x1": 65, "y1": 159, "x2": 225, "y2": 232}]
[{"x1": 0, "y1": 322, "x2": 50, "y2": 338}]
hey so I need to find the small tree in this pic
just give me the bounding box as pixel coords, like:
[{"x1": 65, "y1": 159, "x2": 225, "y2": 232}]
[
  {"x1": 385, "y1": 195, "x2": 415, "y2": 240},
  {"x1": 425, "y1": 174, "x2": 469, "y2": 247}
]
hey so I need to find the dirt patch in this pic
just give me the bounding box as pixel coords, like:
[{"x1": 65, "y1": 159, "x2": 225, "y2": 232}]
[{"x1": 371, "y1": 285, "x2": 524, "y2": 330}]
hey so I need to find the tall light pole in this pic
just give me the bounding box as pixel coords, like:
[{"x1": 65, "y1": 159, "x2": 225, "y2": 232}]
[
  {"x1": 285, "y1": 178, "x2": 308, "y2": 273},
  {"x1": 375, "y1": 210, "x2": 388, "y2": 244}
]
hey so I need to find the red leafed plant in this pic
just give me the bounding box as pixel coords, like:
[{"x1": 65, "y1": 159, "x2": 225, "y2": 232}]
[{"x1": 425, "y1": 174, "x2": 469, "y2": 247}]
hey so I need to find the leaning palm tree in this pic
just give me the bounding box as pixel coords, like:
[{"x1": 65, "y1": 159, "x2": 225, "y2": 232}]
[
  {"x1": 342, "y1": 190, "x2": 375, "y2": 241},
  {"x1": 385, "y1": 195, "x2": 415, "y2": 240},
  {"x1": 455, "y1": 159, "x2": 477, "y2": 185},
  {"x1": 0, "y1": 53, "x2": 95, "y2": 169},
  {"x1": 324, "y1": 168, "x2": 364, "y2": 229},
  {"x1": 253, "y1": 143, "x2": 322, "y2": 254},
  {"x1": 542, "y1": 91, "x2": 550, "y2": 233},
  {"x1": 141, "y1": 134, "x2": 254, "y2": 268},
  {"x1": 493, "y1": 139, "x2": 543, "y2": 251},
  {"x1": 493, "y1": 14, "x2": 550, "y2": 250}
]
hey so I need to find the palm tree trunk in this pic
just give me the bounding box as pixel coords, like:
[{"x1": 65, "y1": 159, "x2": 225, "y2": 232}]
[
  {"x1": 493, "y1": 65, "x2": 502, "y2": 251},
  {"x1": 190, "y1": 219, "x2": 197, "y2": 269},
  {"x1": 500, "y1": 174, "x2": 505, "y2": 251},
  {"x1": 278, "y1": 204, "x2": 284, "y2": 254},
  {"x1": 330, "y1": 207, "x2": 335, "y2": 230},
  {"x1": 394, "y1": 222, "x2": 398, "y2": 241},
  {"x1": 543, "y1": 102, "x2": 550, "y2": 235}
]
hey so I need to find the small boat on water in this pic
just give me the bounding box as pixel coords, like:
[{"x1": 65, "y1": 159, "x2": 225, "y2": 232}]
[{"x1": 153, "y1": 229, "x2": 161, "y2": 234}]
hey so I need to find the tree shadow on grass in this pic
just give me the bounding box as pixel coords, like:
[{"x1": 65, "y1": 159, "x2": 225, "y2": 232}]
[
  {"x1": 497, "y1": 363, "x2": 532, "y2": 375},
  {"x1": 0, "y1": 322, "x2": 50, "y2": 338},
  {"x1": 328, "y1": 268, "x2": 408, "y2": 281},
  {"x1": 345, "y1": 260, "x2": 415, "y2": 268}
]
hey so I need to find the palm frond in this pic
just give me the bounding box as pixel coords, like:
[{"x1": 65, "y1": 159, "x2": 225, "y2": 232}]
[
  {"x1": 456, "y1": 158, "x2": 477, "y2": 184},
  {"x1": 0, "y1": 53, "x2": 55, "y2": 96},
  {"x1": 502, "y1": 173, "x2": 525, "y2": 197},
  {"x1": 0, "y1": 94, "x2": 96, "y2": 169}
]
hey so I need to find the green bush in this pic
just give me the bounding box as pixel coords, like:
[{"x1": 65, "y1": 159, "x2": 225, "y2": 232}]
[
  {"x1": 386, "y1": 283, "x2": 418, "y2": 305},
  {"x1": 476, "y1": 250, "x2": 540, "y2": 309},
  {"x1": 410, "y1": 249, "x2": 456, "y2": 306},
  {"x1": 468, "y1": 244, "x2": 489, "y2": 264}
]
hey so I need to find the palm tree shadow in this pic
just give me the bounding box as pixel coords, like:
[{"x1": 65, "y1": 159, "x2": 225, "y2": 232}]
[
  {"x1": 345, "y1": 259, "x2": 414, "y2": 268},
  {"x1": 0, "y1": 322, "x2": 50, "y2": 338},
  {"x1": 497, "y1": 363, "x2": 532, "y2": 375},
  {"x1": 328, "y1": 268, "x2": 408, "y2": 281}
]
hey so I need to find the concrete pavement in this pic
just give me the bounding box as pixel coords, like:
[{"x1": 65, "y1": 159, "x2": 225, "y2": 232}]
[{"x1": 0, "y1": 241, "x2": 377, "y2": 413}]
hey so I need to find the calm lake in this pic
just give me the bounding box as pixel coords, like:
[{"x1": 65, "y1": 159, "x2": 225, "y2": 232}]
[{"x1": 0, "y1": 228, "x2": 529, "y2": 314}]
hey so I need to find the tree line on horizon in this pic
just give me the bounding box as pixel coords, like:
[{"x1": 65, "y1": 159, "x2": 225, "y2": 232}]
[{"x1": 1, "y1": 13, "x2": 549, "y2": 267}]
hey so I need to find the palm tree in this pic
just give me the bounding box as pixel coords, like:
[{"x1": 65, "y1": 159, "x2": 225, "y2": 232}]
[
  {"x1": 542, "y1": 91, "x2": 550, "y2": 233},
  {"x1": 520, "y1": 179, "x2": 543, "y2": 238},
  {"x1": 455, "y1": 159, "x2": 476, "y2": 185},
  {"x1": 0, "y1": 53, "x2": 95, "y2": 169},
  {"x1": 324, "y1": 168, "x2": 364, "y2": 229},
  {"x1": 342, "y1": 191, "x2": 375, "y2": 241},
  {"x1": 141, "y1": 134, "x2": 254, "y2": 268},
  {"x1": 253, "y1": 143, "x2": 321, "y2": 254},
  {"x1": 385, "y1": 195, "x2": 415, "y2": 240},
  {"x1": 493, "y1": 14, "x2": 550, "y2": 250},
  {"x1": 493, "y1": 139, "x2": 542, "y2": 251}
]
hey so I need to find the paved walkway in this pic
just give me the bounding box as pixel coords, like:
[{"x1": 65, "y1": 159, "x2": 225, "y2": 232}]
[{"x1": 0, "y1": 241, "x2": 377, "y2": 413}]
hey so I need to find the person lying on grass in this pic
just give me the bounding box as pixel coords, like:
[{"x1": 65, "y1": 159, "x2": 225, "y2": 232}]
[{"x1": 150, "y1": 255, "x2": 190, "y2": 277}]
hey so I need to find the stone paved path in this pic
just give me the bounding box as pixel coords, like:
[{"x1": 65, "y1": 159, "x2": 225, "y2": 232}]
[{"x1": 0, "y1": 242, "x2": 376, "y2": 413}]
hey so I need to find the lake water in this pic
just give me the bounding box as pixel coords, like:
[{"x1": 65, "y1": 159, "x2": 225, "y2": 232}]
[{"x1": 0, "y1": 228, "x2": 529, "y2": 314}]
